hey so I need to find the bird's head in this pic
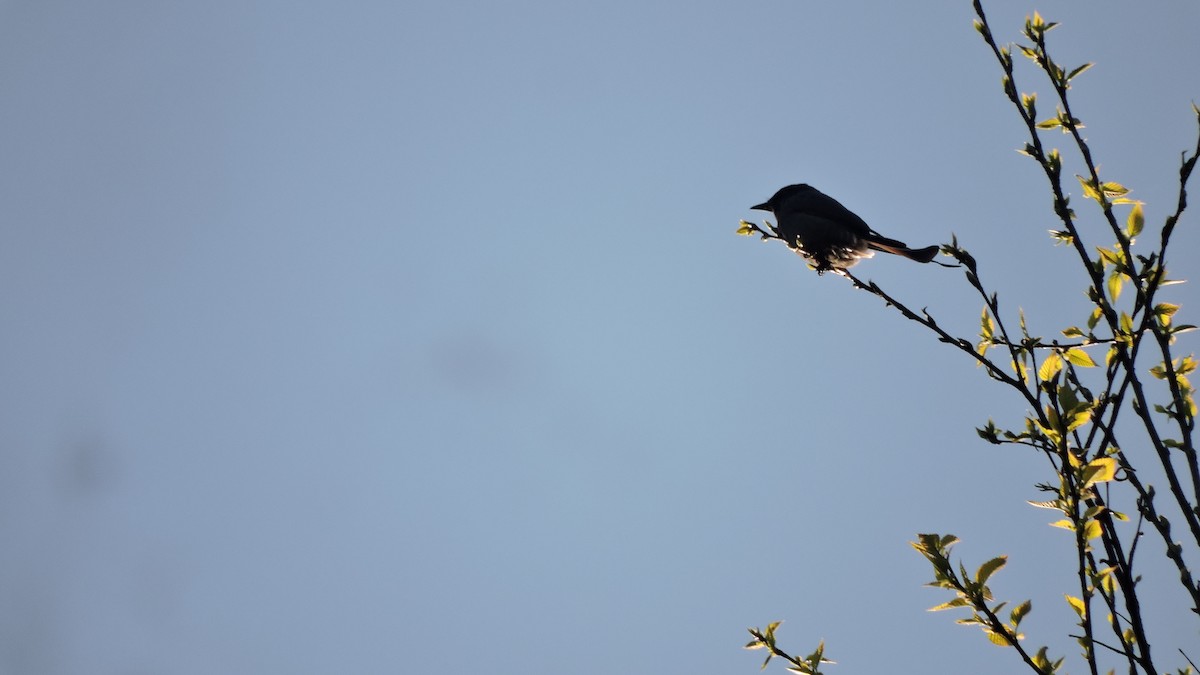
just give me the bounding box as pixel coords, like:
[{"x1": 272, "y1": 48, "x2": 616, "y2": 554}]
[{"x1": 750, "y1": 183, "x2": 814, "y2": 212}]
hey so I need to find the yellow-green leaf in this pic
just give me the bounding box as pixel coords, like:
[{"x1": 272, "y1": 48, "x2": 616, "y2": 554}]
[
  {"x1": 1126, "y1": 202, "x2": 1144, "y2": 238},
  {"x1": 1066, "y1": 449, "x2": 1082, "y2": 468},
  {"x1": 1067, "y1": 62, "x2": 1094, "y2": 81},
  {"x1": 986, "y1": 630, "x2": 1013, "y2": 647},
  {"x1": 1097, "y1": 568, "x2": 1116, "y2": 594},
  {"x1": 980, "y1": 308, "x2": 995, "y2": 340},
  {"x1": 736, "y1": 220, "x2": 755, "y2": 236},
  {"x1": 1077, "y1": 175, "x2": 1101, "y2": 202},
  {"x1": 1107, "y1": 270, "x2": 1124, "y2": 302},
  {"x1": 1096, "y1": 247, "x2": 1121, "y2": 267},
  {"x1": 977, "y1": 556, "x2": 1008, "y2": 584},
  {"x1": 1082, "y1": 519, "x2": 1102, "y2": 540},
  {"x1": 1065, "y1": 594, "x2": 1086, "y2": 619},
  {"x1": 1083, "y1": 457, "x2": 1117, "y2": 486},
  {"x1": 1039, "y1": 352, "x2": 1063, "y2": 381},
  {"x1": 1050, "y1": 519, "x2": 1075, "y2": 531},
  {"x1": 928, "y1": 597, "x2": 971, "y2": 612},
  {"x1": 1155, "y1": 303, "x2": 1180, "y2": 327},
  {"x1": 1064, "y1": 348, "x2": 1097, "y2": 368},
  {"x1": 1100, "y1": 182, "x2": 1129, "y2": 197},
  {"x1": 1014, "y1": 358, "x2": 1028, "y2": 382},
  {"x1": 1066, "y1": 408, "x2": 1091, "y2": 431},
  {"x1": 1010, "y1": 599, "x2": 1032, "y2": 626}
]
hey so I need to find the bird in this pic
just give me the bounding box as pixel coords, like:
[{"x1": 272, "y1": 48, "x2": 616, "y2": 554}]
[{"x1": 751, "y1": 184, "x2": 939, "y2": 273}]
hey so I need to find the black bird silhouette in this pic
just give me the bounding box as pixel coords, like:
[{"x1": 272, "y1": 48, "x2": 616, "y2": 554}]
[{"x1": 751, "y1": 184, "x2": 939, "y2": 272}]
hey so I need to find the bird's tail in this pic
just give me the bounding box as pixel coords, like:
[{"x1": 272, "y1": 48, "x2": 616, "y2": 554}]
[{"x1": 866, "y1": 235, "x2": 939, "y2": 263}]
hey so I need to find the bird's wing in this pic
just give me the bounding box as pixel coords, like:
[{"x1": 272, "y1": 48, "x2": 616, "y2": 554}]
[{"x1": 799, "y1": 190, "x2": 874, "y2": 237}]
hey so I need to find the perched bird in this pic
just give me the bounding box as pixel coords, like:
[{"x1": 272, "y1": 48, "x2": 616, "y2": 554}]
[{"x1": 751, "y1": 184, "x2": 939, "y2": 272}]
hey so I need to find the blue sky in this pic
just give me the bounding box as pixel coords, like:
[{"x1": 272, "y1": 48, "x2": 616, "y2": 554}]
[{"x1": 2, "y1": 2, "x2": 1198, "y2": 673}]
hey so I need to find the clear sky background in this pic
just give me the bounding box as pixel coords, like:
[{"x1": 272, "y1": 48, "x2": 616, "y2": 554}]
[{"x1": 2, "y1": 2, "x2": 1198, "y2": 673}]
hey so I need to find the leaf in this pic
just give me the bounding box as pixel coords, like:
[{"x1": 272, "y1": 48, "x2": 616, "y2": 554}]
[
  {"x1": 1096, "y1": 246, "x2": 1122, "y2": 267},
  {"x1": 1064, "y1": 348, "x2": 1097, "y2": 368},
  {"x1": 980, "y1": 308, "x2": 995, "y2": 340},
  {"x1": 1010, "y1": 599, "x2": 1033, "y2": 626},
  {"x1": 736, "y1": 221, "x2": 756, "y2": 236},
  {"x1": 1077, "y1": 175, "x2": 1101, "y2": 201},
  {"x1": 1066, "y1": 448, "x2": 1082, "y2": 468},
  {"x1": 1154, "y1": 303, "x2": 1180, "y2": 327},
  {"x1": 1100, "y1": 182, "x2": 1129, "y2": 197},
  {"x1": 1049, "y1": 229, "x2": 1073, "y2": 245},
  {"x1": 1039, "y1": 352, "x2": 1063, "y2": 381},
  {"x1": 1082, "y1": 519, "x2": 1102, "y2": 540},
  {"x1": 1065, "y1": 407, "x2": 1091, "y2": 431},
  {"x1": 1107, "y1": 270, "x2": 1124, "y2": 303},
  {"x1": 986, "y1": 630, "x2": 1013, "y2": 646},
  {"x1": 1082, "y1": 457, "x2": 1117, "y2": 486},
  {"x1": 1065, "y1": 594, "x2": 1086, "y2": 619},
  {"x1": 1067, "y1": 62, "x2": 1094, "y2": 81},
  {"x1": 1036, "y1": 117, "x2": 1063, "y2": 130},
  {"x1": 1050, "y1": 519, "x2": 1075, "y2": 531},
  {"x1": 1047, "y1": 148, "x2": 1062, "y2": 170},
  {"x1": 1056, "y1": 384, "x2": 1081, "y2": 412},
  {"x1": 1021, "y1": 92, "x2": 1037, "y2": 116},
  {"x1": 1013, "y1": 357, "x2": 1028, "y2": 382},
  {"x1": 1126, "y1": 202, "x2": 1145, "y2": 238},
  {"x1": 976, "y1": 556, "x2": 1008, "y2": 584},
  {"x1": 929, "y1": 597, "x2": 971, "y2": 612},
  {"x1": 1036, "y1": 414, "x2": 1062, "y2": 444},
  {"x1": 1119, "y1": 312, "x2": 1134, "y2": 335}
]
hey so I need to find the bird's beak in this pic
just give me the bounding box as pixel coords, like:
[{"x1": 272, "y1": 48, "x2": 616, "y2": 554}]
[{"x1": 750, "y1": 201, "x2": 771, "y2": 212}]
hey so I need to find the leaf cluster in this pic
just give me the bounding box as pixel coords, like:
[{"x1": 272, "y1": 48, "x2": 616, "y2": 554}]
[{"x1": 745, "y1": 623, "x2": 835, "y2": 675}]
